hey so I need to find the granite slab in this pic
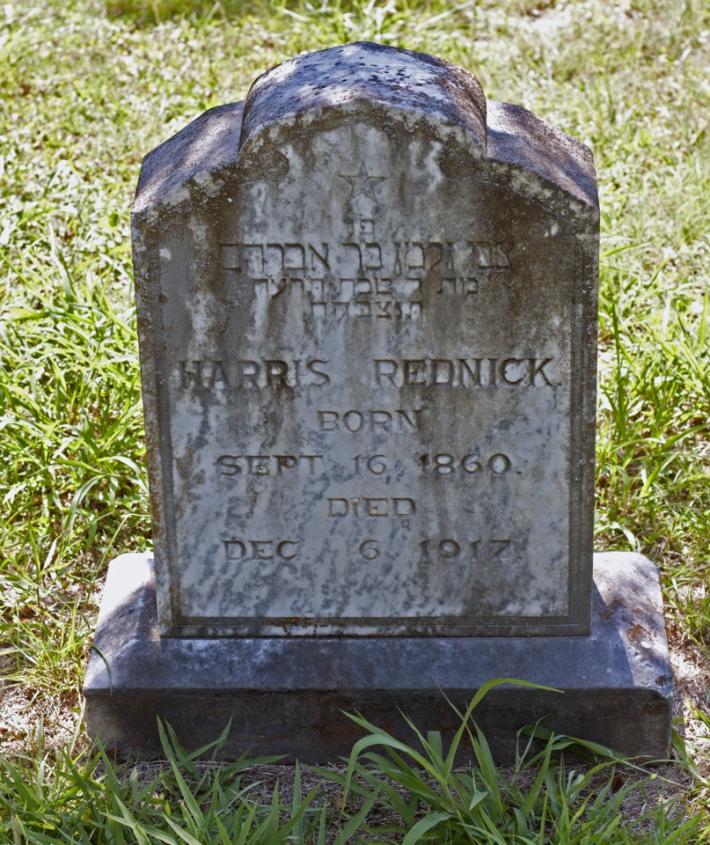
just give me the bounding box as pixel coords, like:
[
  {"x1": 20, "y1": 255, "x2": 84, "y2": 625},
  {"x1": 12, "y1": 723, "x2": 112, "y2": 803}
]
[{"x1": 85, "y1": 551, "x2": 672, "y2": 762}]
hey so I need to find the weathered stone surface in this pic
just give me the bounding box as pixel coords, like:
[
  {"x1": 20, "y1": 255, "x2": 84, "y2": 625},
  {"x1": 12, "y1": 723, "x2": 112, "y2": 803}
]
[
  {"x1": 85, "y1": 552, "x2": 672, "y2": 762},
  {"x1": 132, "y1": 43, "x2": 599, "y2": 637}
]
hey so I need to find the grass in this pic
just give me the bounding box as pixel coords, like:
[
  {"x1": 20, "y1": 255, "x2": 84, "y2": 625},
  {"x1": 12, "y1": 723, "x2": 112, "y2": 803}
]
[
  {"x1": 0, "y1": 0, "x2": 708, "y2": 839},
  {"x1": 1, "y1": 682, "x2": 705, "y2": 843}
]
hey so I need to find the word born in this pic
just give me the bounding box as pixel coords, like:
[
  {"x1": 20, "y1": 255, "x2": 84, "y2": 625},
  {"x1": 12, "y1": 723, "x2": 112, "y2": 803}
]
[
  {"x1": 318, "y1": 409, "x2": 423, "y2": 433},
  {"x1": 216, "y1": 454, "x2": 322, "y2": 477}
]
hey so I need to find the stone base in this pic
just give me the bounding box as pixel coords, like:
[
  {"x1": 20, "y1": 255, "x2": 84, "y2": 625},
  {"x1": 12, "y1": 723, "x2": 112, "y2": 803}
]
[{"x1": 84, "y1": 553, "x2": 673, "y2": 763}]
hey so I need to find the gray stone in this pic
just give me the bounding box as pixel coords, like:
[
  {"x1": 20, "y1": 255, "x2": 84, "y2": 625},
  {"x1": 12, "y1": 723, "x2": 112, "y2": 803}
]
[
  {"x1": 131, "y1": 42, "x2": 599, "y2": 638},
  {"x1": 85, "y1": 552, "x2": 672, "y2": 762},
  {"x1": 85, "y1": 43, "x2": 673, "y2": 761}
]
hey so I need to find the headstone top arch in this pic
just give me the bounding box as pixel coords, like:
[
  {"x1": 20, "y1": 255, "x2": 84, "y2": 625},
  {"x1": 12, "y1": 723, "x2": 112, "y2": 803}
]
[
  {"x1": 239, "y1": 42, "x2": 487, "y2": 153},
  {"x1": 134, "y1": 43, "x2": 597, "y2": 221}
]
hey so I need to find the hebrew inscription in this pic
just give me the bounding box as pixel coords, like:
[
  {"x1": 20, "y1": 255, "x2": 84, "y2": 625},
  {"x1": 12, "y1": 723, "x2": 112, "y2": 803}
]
[{"x1": 220, "y1": 237, "x2": 509, "y2": 321}]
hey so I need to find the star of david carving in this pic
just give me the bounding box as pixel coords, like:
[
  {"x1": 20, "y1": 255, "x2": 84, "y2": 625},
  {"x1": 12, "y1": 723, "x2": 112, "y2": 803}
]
[{"x1": 338, "y1": 162, "x2": 387, "y2": 201}]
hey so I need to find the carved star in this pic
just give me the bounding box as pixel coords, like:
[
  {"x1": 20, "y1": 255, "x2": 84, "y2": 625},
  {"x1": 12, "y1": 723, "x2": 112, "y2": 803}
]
[{"x1": 339, "y1": 162, "x2": 387, "y2": 201}]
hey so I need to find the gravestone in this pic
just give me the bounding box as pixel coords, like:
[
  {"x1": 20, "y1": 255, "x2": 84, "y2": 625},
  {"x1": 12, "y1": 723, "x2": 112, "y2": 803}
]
[{"x1": 85, "y1": 43, "x2": 672, "y2": 760}]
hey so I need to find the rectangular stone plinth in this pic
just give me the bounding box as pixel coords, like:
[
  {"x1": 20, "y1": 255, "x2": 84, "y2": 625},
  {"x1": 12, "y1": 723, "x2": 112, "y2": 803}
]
[{"x1": 85, "y1": 552, "x2": 672, "y2": 762}]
